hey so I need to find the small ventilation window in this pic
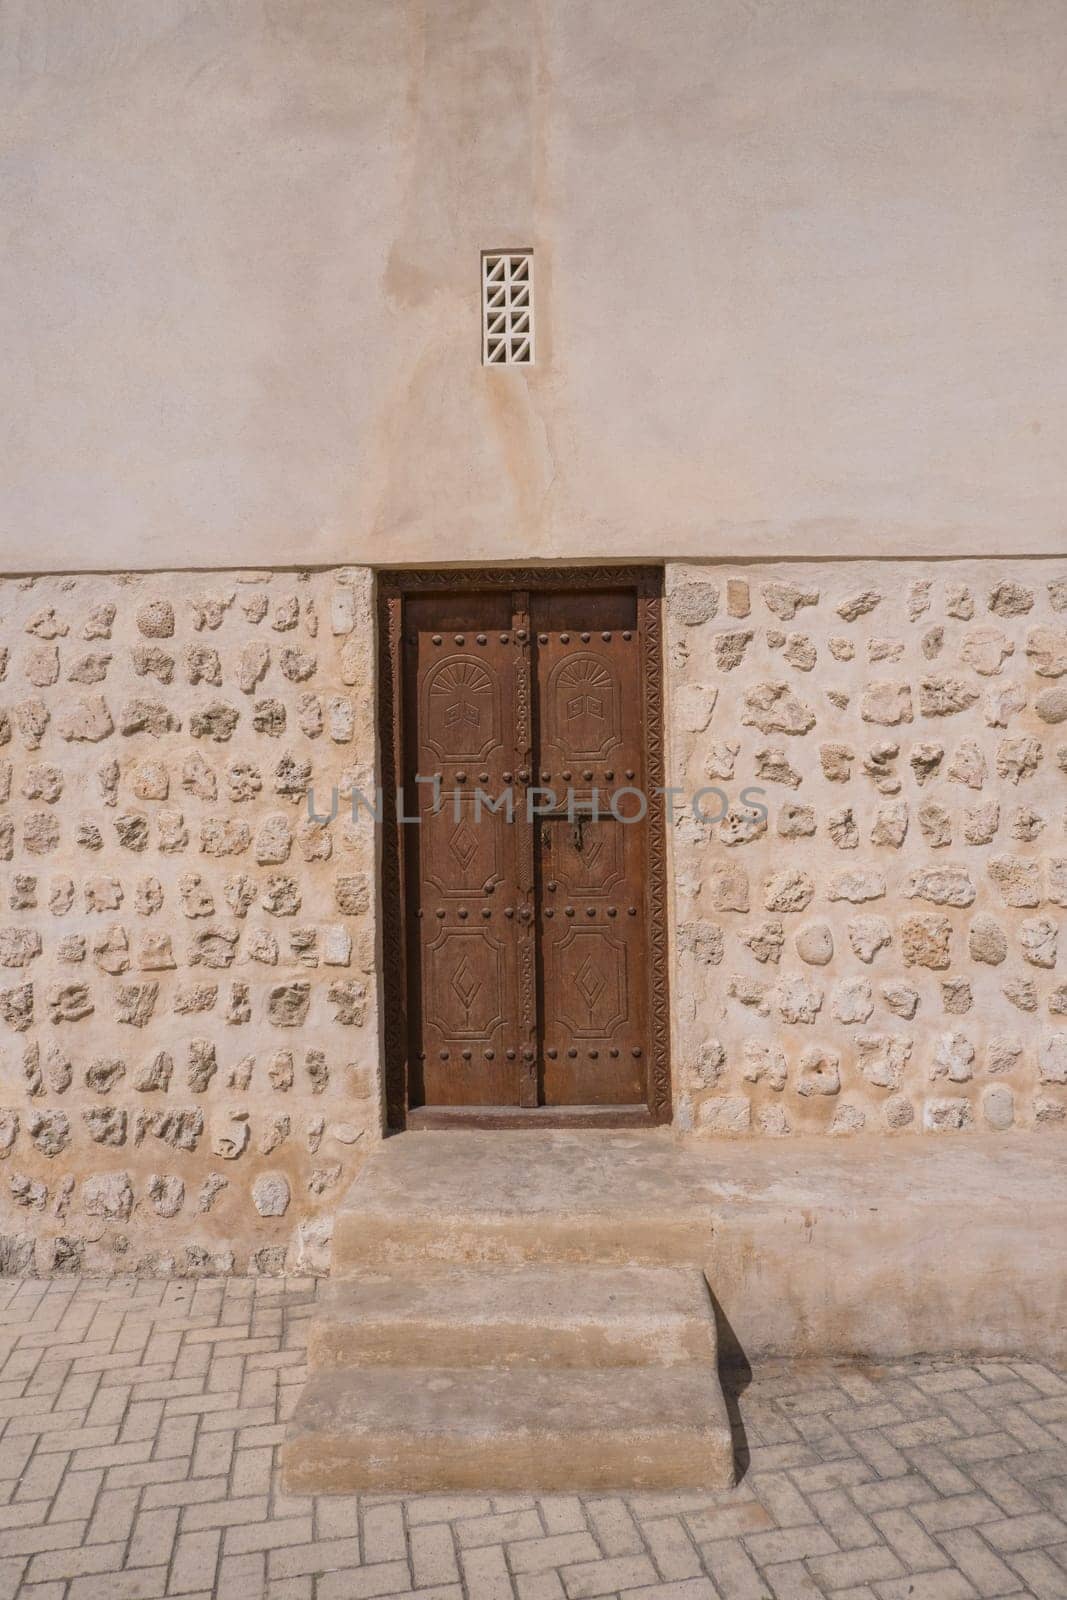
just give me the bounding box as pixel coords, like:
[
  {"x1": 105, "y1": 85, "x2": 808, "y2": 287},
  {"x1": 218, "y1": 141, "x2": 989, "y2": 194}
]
[{"x1": 482, "y1": 251, "x2": 533, "y2": 365}]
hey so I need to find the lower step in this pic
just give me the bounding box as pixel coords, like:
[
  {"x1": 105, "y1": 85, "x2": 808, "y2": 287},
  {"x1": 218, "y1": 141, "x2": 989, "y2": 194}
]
[
  {"x1": 283, "y1": 1364, "x2": 735, "y2": 1492},
  {"x1": 308, "y1": 1265, "x2": 717, "y2": 1371}
]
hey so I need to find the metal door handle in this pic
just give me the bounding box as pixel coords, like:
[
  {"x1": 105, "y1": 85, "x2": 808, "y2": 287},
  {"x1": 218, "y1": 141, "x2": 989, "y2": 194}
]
[{"x1": 539, "y1": 817, "x2": 586, "y2": 849}]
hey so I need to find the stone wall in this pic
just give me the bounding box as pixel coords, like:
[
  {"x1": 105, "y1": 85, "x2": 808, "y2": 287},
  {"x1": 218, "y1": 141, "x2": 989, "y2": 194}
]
[
  {"x1": 0, "y1": 568, "x2": 379, "y2": 1276},
  {"x1": 3, "y1": 555, "x2": 1066, "y2": 1278},
  {"x1": 667, "y1": 559, "x2": 1067, "y2": 1137}
]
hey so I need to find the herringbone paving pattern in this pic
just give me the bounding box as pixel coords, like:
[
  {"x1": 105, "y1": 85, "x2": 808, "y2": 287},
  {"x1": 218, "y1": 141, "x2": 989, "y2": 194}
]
[{"x1": 0, "y1": 1278, "x2": 1063, "y2": 1598}]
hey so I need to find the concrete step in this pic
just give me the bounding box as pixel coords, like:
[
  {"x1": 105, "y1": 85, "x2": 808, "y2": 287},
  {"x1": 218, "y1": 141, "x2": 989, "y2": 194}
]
[
  {"x1": 332, "y1": 1130, "x2": 717, "y2": 1269},
  {"x1": 283, "y1": 1363, "x2": 735, "y2": 1492},
  {"x1": 308, "y1": 1265, "x2": 717, "y2": 1371}
]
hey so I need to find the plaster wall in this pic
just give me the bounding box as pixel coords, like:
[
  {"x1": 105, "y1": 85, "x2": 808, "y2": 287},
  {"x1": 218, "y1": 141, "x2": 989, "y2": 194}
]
[
  {"x1": 0, "y1": 568, "x2": 379, "y2": 1276},
  {"x1": 2, "y1": 0, "x2": 1066, "y2": 572},
  {"x1": 667, "y1": 557, "x2": 1067, "y2": 1137}
]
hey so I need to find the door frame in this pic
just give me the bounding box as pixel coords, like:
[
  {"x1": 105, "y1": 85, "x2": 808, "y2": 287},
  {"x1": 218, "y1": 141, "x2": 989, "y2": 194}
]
[{"x1": 377, "y1": 566, "x2": 671, "y2": 1130}]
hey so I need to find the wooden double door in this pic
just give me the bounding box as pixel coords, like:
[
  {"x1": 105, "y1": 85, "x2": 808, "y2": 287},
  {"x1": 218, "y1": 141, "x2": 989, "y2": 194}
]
[{"x1": 380, "y1": 570, "x2": 670, "y2": 1127}]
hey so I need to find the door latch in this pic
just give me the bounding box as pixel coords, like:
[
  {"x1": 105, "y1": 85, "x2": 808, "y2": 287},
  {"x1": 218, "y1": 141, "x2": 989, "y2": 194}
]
[{"x1": 540, "y1": 816, "x2": 587, "y2": 851}]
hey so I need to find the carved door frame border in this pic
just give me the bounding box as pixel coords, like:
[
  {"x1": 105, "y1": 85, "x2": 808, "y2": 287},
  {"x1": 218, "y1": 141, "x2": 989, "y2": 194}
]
[{"x1": 377, "y1": 566, "x2": 671, "y2": 1130}]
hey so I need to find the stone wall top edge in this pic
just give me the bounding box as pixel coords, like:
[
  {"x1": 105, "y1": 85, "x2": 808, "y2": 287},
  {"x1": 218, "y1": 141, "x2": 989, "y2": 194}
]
[
  {"x1": 0, "y1": 565, "x2": 376, "y2": 584},
  {"x1": 1, "y1": 552, "x2": 1064, "y2": 584}
]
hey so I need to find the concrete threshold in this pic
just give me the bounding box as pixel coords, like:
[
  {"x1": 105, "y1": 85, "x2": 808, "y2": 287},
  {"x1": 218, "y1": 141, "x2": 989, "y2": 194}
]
[{"x1": 333, "y1": 1129, "x2": 1067, "y2": 1361}]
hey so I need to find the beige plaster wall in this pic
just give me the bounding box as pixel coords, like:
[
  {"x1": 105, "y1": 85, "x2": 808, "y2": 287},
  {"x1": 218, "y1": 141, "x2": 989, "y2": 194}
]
[
  {"x1": 667, "y1": 558, "x2": 1067, "y2": 1136},
  {"x1": 2, "y1": 0, "x2": 1066, "y2": 572},
  {"x1": 0, "y1": 568, "x2": 379, "y2": 1276}
]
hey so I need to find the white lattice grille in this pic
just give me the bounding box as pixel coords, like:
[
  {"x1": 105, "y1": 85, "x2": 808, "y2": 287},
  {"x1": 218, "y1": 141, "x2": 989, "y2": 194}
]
[{"x1": 482, "y1": 251, "x2": 533, "y2": 365}]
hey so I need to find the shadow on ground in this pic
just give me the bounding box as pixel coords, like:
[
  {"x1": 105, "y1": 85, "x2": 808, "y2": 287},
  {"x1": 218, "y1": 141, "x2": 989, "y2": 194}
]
[{"x1": 706, "y1": 1285, "x2": 752, "y2": 1481}]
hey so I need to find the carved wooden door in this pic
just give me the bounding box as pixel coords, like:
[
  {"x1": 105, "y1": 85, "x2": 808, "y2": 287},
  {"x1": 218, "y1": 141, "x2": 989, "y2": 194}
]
[{"x1": 395, "y1": 576, "x2": 664, "y2": 1122}]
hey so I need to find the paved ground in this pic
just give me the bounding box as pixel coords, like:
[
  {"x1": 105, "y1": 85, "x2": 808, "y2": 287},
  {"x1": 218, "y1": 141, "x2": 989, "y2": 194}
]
[{"x1": 0, "y1": 1279, "x2": 1063, "y2": 1599}]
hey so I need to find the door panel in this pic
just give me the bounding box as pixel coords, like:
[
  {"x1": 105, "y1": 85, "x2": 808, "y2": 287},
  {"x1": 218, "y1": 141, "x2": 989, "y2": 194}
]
[
  {"x1": 537, "y1": 815, "x2": 646, "y2": 1103},
  {"x1": 399, "y1": 580, "x2": 657, "y2": 1114},
  {"x1": 403, "y1": 592, "x2": 530, "y2": 1107},
  {"x1": 532, "y1": 591, "x2": 648, "y2": 1106}
]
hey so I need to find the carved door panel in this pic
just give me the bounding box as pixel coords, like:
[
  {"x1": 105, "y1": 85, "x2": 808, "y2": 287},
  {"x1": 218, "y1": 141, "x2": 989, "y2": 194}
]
[
  {"x1": 403, "y1": 592, "x2": 536, "y2": 1107},
  {"x1": 532, "y1": 590, "x2": 648, "y2": 1105},
  {"x1": 395, "y1": 577, "x2": 664, "y2": 1120}
]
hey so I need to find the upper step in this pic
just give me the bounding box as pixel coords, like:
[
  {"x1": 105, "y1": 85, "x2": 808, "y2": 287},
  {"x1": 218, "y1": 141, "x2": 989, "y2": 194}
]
[
  {"x1": 334, "y1": 1130, "x2": 718, "y2": 1269},
  {"x1": 283, "y1": 1363, "x2": 735, "y2": 1493},
  {"x1": 308, "y1": 1264, "x2": 717, "y2": 1371}
]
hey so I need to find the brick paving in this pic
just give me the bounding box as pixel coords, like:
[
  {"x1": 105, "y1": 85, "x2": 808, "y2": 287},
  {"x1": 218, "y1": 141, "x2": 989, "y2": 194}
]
[{"x1": 0, "y1": 1279, "x2": 1063, "y2": 1598}]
